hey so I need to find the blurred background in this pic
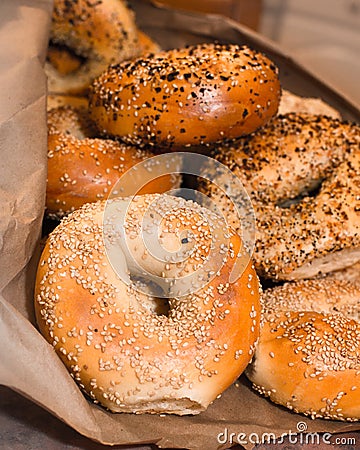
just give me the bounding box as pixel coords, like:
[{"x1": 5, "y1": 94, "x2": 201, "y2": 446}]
[{"x1": 155, "y1": 0, "x2": 360, "y2": 107}]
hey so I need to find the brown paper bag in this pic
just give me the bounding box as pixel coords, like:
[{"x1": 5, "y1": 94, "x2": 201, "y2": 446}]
[{"x1": 0, "y1": 1, "x2": 359, "y2": 449}]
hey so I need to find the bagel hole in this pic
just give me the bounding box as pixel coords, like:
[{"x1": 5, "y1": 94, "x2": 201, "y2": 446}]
[
  {"x1": 131, "y1": 276, "x2": 171, "y2": 316},
  {"x1": 47, "y1": 44, "x2": 85, "y2": 75},
  {"x1": 277, "y1": 182, "x2": 323, "y2": 208}
]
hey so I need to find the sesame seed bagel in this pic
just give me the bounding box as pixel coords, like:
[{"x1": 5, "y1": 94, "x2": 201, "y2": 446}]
[
  {"x1": 88, "y1": 43, "x2": 281, "y2": 149},
  {"x1": 34, "y1": 194, "x2": 261, "y2": 414},
  {"x1": 46, "y1": 0, "x2": 140, "y2": 95},
  {"x1": 200, "y1": 113, "x2": 360, "y2": 280},
  {"x1": 245, "y1": 278, "x2": 360, "y2": 421},
  {"x1": 46, "y1": 106, "x2": 181, "y2": 219}
]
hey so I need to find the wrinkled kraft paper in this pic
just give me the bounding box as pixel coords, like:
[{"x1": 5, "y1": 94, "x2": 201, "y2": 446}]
[{"x1": 0, "y1": 1, "x2": 359, "y2": 449}]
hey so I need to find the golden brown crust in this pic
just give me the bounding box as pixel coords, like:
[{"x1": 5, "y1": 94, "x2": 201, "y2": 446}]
[
  {"x1": 35, "y1": 194, "x2": 261, "y2": 414},
  {"x1": 246, "y1": 278, "x2": 360, "y2": 421},
  {"x1": 137, "y1": 29, "x2": 161, "y2": 55},
  {"x1": 46, "y1": 106, "x2": 181, "y2": 218},
  {"x1": 46, "y1": 0, "x2": 140, "y2": 95},
  {"x1": 201, "y1": 113, "x2": 360, "y2": 280},
  {"x1": 88, "y1": 43, "x2": 281, "y2": 149}
]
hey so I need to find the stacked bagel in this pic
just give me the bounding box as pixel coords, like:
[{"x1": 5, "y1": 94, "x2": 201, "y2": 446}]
[
  {"x1": 245, "y1": 277, "x2": 360, "y2": 421},
  {"x1": 196, "y1": 88, "x2": 360, "y2": 421},
  {"x1": 46, "y1": 0, "x2": 160, "y2": 96},
  {"x1": 200, "y1": 112, "x2": 360, "y2": 281},
  {"x1": 45, "y1": 0, "x2": 281, "y2": 220},
  {"x1": 39, "y1": 0, "x2": 285, "y2": 415},
  {"x1": 46, "y1": 104, "x2": 182, "y2": 218},
  {"x1": 45, "y1": 0, "x2": 169, "y2": 219},
  {"x1": 38, "y1": 0, "x2": 360, "y2": 422}
]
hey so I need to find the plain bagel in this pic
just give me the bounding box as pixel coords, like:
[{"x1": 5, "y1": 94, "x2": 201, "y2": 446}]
[
  {"x1": 88, "y1": 42, "x2": 281, "y2": 149},
  {"x1": 246, "y1": 277, "x2": 360, "y2": 421},
  {"x1": 35, "y1": 194, "x2": 261, "y2": 414}
]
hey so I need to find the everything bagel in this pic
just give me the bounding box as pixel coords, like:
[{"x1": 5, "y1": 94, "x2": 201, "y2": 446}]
[
  {"x1": 88, "y1": 42, "x2": 281, "y2": 149},
  {"x1": 46, "y1": 0, "x2": 140, "y2": 95},
  {"x1": 200, "y1": 113, "x2": 360, "y2": 280}
]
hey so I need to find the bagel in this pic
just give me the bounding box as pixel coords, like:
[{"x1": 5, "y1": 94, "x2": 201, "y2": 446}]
[
  {"x1": 46, "y1": 29, "x2": 160, "y2": 85},
  {"x1": 278, "y1": 89, "x2": 341, "y2": 119},
  {"x1": 245, "y1": 277, "x2": 360, "y2": 421},
  {"x1": 88, "y1": 42, "x2": 281, "y2": 149},
  {"x1": 199, "y1": 113, "x2": 360, "y2": 280},
  {"x1": 137, "y1": 29, "x2": 161, "y2": 55},
  {"x1": 46, "y1": 0, "x2": 140, "y2": 95},
  {"x1": 34, "y1": 194, "x2": 261, "y2": 414},
  {"x1": 46, "y1": 106, "x2": 181, "y2": 219}
]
